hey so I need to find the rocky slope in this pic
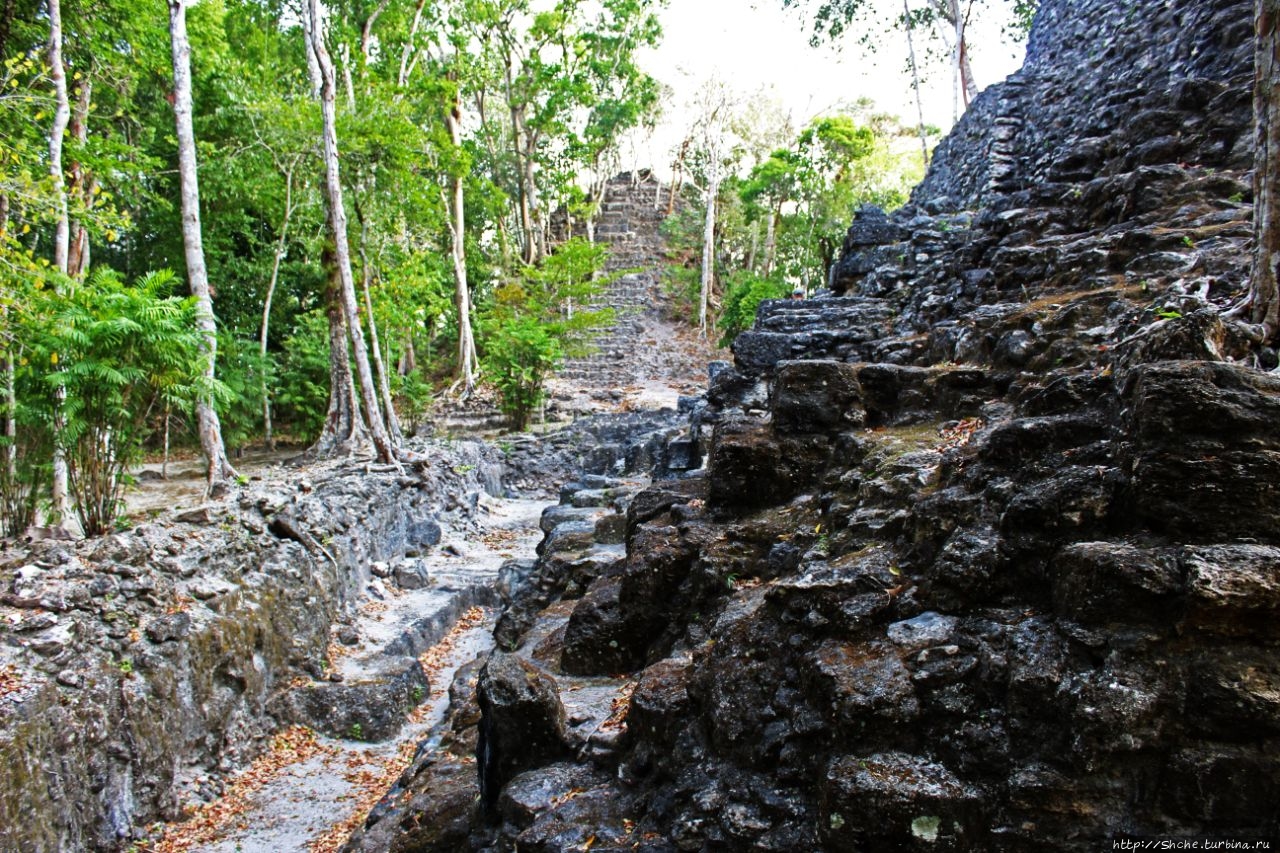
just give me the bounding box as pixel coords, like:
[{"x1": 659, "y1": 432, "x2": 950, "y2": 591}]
[
  {"x1": 0, "y1": 441, "x2": 506, "y2": 851},
  {"x1": 344, "y1": 0, "x2": 1279, "y2": 850}
]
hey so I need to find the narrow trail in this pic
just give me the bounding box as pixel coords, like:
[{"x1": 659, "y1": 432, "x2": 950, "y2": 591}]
[
  {"x1": 150, "y1": 496, "x2": 546, "y2": 853},
  {"x1": 143, "y1": 172, "x2": 711, "y2": 852}
]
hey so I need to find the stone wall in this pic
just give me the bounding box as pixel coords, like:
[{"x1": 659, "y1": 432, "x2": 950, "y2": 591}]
[
  {"x1": 0, "y1": 442, "x2": 501, "y2": 851},
  {"x1": 342, "y1": 0, "x2": 1280, "y2": 849},
  {"x1": 915, "y1": 0, "x2": 1252, "y2": 211}
]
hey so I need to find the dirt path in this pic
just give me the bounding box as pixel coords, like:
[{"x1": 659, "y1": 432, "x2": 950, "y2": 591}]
[{"x1": 148, "y1": 495, "x2": 547, "y2": 853}]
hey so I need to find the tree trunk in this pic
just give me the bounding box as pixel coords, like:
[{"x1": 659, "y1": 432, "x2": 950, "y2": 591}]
[
  {"x1": 763, "y1": 205, "x2": 779, "y2": 277},
  {"x1": 398, "y1": 0, "x2": 428, "y2": 87},
  {"x1": 511, "y1": 106, "x2": 539, "y2": 264},
  {"x1": 959, "y1": 29, "x2": 977, "y2": 106},
  {"x1": 169, "y1": 0, "x2": 237, "y2": 494},
  {"x1": 308, "y1": 249, "x2": 365, "y2": 458},
  {"x1": 903, "y1": 0, "x2": 930, "y2": 168},
  {"x1": 360, "y1": 0, "x2": 391, "y2": 63},
  {"x1": 67, "y1": 79, "x2": 93, "y2": 279},
  {"x1": 356, "y1": 211, "x2": 403, "y2": 443},
  {"x1": 298, "y1": 0, "x2": 363, "y2": 462},
  {"x1": 339, "y1": 42, "x2": 357, "y2": 110},
  {"x1": 306, "y1": 0, "x2": 397, "y2": 465},
  {"x1": 260, "y1": 166, "x2": 295, "y2": 450},
  {"x1": 2, "y1": 204, "x2": 12, "y2": 497},
  {"x1": 47, "y1": 0, "x2": 70, "y2": 525},
  {"x1": 399, "y1": 337, "x2": 416, "y2": 376},
  {"x1": 699, "y1": 168, "x2": 720, "y2": 338},
  {"x1": 48, "y1": 0, "x2": 69, "y2": 274},
  {"x1": 446, "y1": 97, "x2": 479, "y2": 396},
  {"x1": 1252, "y1": 0, "x2": 1280, "y2": 342}
]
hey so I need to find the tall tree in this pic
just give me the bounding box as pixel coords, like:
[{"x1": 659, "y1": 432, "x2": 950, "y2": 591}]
[
  {"x1": 681, "y1": 80, "x2": 742, "y2": 338},
  {"x1": 304, "y1": 0, "x2": 397, "y2": 465},
  {"x1": 1251, "y1": 0, "x2": 1280, "y2": 341},
  {"x1": 781, "y1": 0, "x2": 1035, "y2": 124},
  {"x1": 168, "y1": 0, "x2": 237, "y2": 494},
  {"x1": 47, "y1": 0, "x2": 70, "y2": 525},
  {"x1": 445, "y1": 90, "x2": 480, "y2": 395}
]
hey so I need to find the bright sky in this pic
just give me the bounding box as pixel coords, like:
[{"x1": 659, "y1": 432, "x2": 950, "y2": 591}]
[{"x1": 620, "y1": 0, "x2": 1028, "y2": 173}]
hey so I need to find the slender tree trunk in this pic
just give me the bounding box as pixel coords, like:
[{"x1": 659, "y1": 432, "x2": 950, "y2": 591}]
[
  {"x1": 511, "y1": 106, "x2": 539, "y2": 263},
  {"x1": 169, "y1": 0, "x2": 237, "y2": 494},
  {"x1": 260, "y1": 167, "x2": 295, "y2": 450},
  {"x1": 903, "y1": 0, "x2": 930, "y2": 168},
  {"x1": 67, "y1": 79, "x2": 93, "y2": 279},
  {"x1": 308, "y1": 250, "x2": 365, "y2": 458},
  {"x1": 356, "y1": 211, "x2": 403, "y2": 442},
  {"x1": 669, "y1": 138, "x2": 689, "y2": 216},
  {"x1": 360, "y1": 0, "x2": 391, "y2": 62},
  {"x1": 1252, "y1": 0, "x2": 1280, "y2": 340},
  {"x1": 2, "y1": 201, "x2": 12, "y2": 492},
  {"x1": 47, "y1": 0, "x2": 70, "y2": 525},
  {"x1": 446, "y1": 97, "x2": 479, "y2": 395},
  {"x1": 398, "y1": 0, "x2": 428, "y2": 87},
  {"x1": 959, "y1": 31, "x2": 977, "y2": 106},
  {"x1": 399, "y1": 338, "x2": 416, "y2": 376},
  {"x1": 298, "y1": 0, "x2": 361, "y2": 461},
  {"x1": 763, "y1": 206, "x2": 779, "y2": 277},
  {"x1": 49, "y1": 1, "x2": 69, "y2": 273},
  {"x1": 306, "y1": 0, "x2": 397, "y2": 465},
  {"x1": 699, "y1": 167, "x2": 720, "y2": 338},
  {"x1": 5, "y1": 343, "x2": 15, "y2": 488},
  {"x1": 162, "y1": 406, "x2": 170, "y2": 480},
  {"x1": 339, "y1": 42, "x2": 357, "y2": 110}
]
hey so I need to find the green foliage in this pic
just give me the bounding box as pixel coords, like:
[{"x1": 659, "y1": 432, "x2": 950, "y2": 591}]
[
  {"x1": 214, "y1": 332, "x2": 271, "y2": 451},
  {"x1": 782, "y1": 0, "x2": 1039, "y2": 51},
  {"x1": 273, "y1": 311, "x2": 332, "y2": 442},
  {"x1": 480, "y1": 238, "x2": 614, "y2": 429},
  {"x1": 482, "y1": 312, "x2": 563, "y2": 430},
  {"x1": 718, "y1": 273, "x2": 791, "y2": 346},
  {"x1": 24, "y1": 269, "x2": 214, "y2": 536},
  {"x1": 665, "y1": 101, "x2": 924, "y2": 336}
]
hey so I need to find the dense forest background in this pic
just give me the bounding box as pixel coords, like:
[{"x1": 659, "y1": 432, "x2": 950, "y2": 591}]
[{"x1": 0, "y1": 0, "x2": 962, "y2": 536}]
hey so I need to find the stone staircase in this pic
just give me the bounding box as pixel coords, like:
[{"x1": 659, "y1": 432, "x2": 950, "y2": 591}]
[{"x1": 558, "y1": 172, "x2": 674, "y2": 386}]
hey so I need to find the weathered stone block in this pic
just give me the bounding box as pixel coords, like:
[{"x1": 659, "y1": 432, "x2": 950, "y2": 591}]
[
  {"x1": 820, "y1": 753, "x2": 986, "y2": 850},
  {"x1": 707, "y1": 416, "x2": 831, "y2": 509},
  {"x1": 477, "y1": 653, "x2": 571, "y2": 807},
  {"x1": 806, "y1": 640, "x2": 919, "y2": 729},
  {"x1": 1050, "y1": 542, "x2": 1182, "y2": 623},
  {"x1": 770, "y1": 360, "x2": 865, "y2": 432},
  {"x1": 1125, "y1": 361, "x2": 1280, "y2": 543},
  {"x1": 732, "y1": 331, "x2": 796, "y2": 372}
]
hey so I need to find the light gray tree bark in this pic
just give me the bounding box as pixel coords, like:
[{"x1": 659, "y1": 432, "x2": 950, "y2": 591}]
[
  {"x1": 446, "y1": 95, "x2": 479, "y2": 396},
  {"x1": 169, "y1": 0, "x2": 238, "y2": 494},
  {"x1": 904, "y1": 0, "x2": 931, "y2": 168},
  {"x1": 305, "y1": 0, "x2": 398, "y2": 465},
  {"x1": 47, "y1": 0, "x2": 70, "y2": 523},
  {"x1": 259, "y1": 161, "x2": 297, "y2": 450},
  {"x1": 699, "y1": 162, "x2": 720, "y2": 338}
]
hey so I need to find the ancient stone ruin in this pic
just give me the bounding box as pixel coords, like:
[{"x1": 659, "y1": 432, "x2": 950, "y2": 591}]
[
  {"x1": 347, "y1": 0, "x2": 1280, "y2": 849},
  {"x1": 3, "y1": 0, "x2": 1278, "y2": 850}
]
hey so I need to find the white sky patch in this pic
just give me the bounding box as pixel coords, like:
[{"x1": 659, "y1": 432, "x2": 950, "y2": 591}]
[{"x1": 621, "y1": 0, "x2": 1028, "y2": 173}]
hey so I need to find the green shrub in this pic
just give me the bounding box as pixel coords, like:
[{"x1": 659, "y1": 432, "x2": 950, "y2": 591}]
[
  {"x1": 480, "y1": 239, "x2": 614, "y2": 430},
  {"x1": 274, "y1": 310, "x2": 332, "y2": 441},
  {"x1": 25, "y1": 269, "x2": 215, "y2": 535},
  {"x1": 718, "y1": 273, "x2": 790, "y2": 346}
]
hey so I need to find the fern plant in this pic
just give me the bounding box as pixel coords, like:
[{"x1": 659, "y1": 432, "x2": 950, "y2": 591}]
[{"x1": 26, "y1": 269, "x2": 217, "y2": 535}]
